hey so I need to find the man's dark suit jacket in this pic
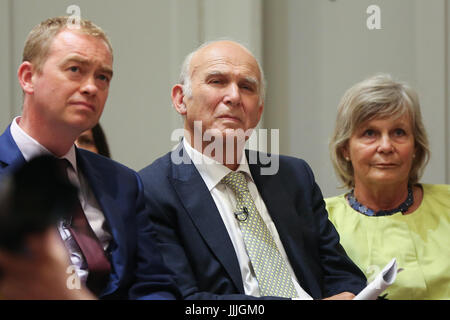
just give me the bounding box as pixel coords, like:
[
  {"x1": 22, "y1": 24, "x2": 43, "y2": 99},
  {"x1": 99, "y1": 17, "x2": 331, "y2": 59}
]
[
  {"x1": 0, "y1": 126, "x2": 180, "y2": 299},
  {"x1": 138, "y1": 143, "x2": 366, "y2": 300}
]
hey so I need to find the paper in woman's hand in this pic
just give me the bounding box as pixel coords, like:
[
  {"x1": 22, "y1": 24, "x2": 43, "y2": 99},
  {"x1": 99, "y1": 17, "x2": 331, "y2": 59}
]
[{"x1": 353, "y1": 258, "x2": 403, "y2": 300}]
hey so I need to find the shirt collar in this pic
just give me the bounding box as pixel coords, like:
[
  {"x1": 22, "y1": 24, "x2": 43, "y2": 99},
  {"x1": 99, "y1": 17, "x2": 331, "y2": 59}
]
[
  {"x1": 183, "y1": 139, "x2": 253, "y2": 191},
  {"x1": 10, "y1": 116, "x2": 78, "y2": 173}
]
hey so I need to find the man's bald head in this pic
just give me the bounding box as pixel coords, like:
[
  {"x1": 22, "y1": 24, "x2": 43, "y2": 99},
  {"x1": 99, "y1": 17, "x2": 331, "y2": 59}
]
[{"x1": 178, "y1": 40, "x2": 266, "y2": 105}]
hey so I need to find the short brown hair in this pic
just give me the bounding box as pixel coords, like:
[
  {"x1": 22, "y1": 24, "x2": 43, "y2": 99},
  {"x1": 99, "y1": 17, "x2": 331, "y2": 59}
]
[
  {"x1": 330, "y1": 74, "x2": 430, "y2": 189},
  {"x1": 23, "y1": 16, "x2": 113, "y2": 73}
]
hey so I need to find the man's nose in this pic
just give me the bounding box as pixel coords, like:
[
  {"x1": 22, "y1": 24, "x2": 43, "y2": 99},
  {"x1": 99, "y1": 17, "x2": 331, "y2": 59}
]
[
  {"x1": 80, "y1": 76, "x2": 98, "y2": 96},
  {"x1": 223, "y1": 83, "x2": 241, "y2": 107}
]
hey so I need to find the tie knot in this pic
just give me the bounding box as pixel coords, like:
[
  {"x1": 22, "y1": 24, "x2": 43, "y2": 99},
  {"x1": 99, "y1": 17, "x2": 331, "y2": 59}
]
[
  {"x1": 222, "y1": 171, "x2": 248, "y2": 195},
  {"x1": 55, "y1": 158, "x2": 72, "y2": 178}
]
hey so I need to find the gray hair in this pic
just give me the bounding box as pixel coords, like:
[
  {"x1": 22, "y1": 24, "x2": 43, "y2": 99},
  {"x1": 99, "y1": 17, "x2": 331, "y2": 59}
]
[
  {"x1": 329, "y1": 73, "x2": 430, "y2": 189},
  {"x1": 178, "y1": 40, "x2": 266, "y2": 105}
]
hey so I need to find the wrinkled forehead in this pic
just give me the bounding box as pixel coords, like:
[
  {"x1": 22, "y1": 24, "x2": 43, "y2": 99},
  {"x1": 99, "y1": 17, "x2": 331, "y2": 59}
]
[{"x1": 190, "y1": 42, "x2": 261, "y2": 81}]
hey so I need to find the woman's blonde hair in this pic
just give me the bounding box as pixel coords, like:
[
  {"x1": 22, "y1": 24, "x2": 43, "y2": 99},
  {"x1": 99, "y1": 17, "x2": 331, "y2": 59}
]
[
  {"x1": 329, "y1": 74, "x2": 430, "y2": 189},
  {"x1": 23, "y1": 16, "x2": 113, "y2": 74}
]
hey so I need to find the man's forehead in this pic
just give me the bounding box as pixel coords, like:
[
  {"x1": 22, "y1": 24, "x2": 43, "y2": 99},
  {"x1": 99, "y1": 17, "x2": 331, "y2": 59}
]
[
  {"x1": 190, "y1": 42, "x2": 261, "y2": 78},
  {"x1": 50, "y1": 30, "x2": 112, "y2": 60},
  {"x1": 42, "y1": 30, "x2": 112, "y2": 74},
  {"x1": 194, "y1": 59, "x2": 258, "y2": 76}
]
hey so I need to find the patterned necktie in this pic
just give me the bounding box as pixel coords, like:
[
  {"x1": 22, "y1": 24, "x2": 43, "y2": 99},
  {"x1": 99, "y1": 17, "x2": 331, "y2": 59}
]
[
  {"x1": 222, "y1": 171, "x2": 298, "y2": 298},
  {"x1": 57, "y1": 159, "x2": 111, "y2": 295}
]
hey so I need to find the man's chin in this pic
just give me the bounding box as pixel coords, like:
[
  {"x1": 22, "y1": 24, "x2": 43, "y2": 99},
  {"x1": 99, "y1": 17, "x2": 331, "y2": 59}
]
[
  {"x1": 212, "y1": 128, "x2": 252, "y2": 141},
  {"x1": 68, "y1": 118, "x2": 98, "y2": 134}
]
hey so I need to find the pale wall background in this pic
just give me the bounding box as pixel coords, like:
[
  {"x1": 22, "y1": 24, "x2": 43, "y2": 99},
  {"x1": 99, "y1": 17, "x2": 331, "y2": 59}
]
[{"x1": 1, "y1": 0, "x2": 449, "y2": 197}]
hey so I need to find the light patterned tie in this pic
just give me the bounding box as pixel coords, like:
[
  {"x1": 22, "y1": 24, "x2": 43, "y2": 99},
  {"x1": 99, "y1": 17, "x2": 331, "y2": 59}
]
[{"x1": 222, "y1": 171, "x2": 298, "y2": 298}]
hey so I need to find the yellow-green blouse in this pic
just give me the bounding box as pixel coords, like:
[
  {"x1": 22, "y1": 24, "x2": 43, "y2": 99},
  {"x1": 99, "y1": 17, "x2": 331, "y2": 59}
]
[{"x1": 325, "y1": 184, "x2": 450, "y2": 300}]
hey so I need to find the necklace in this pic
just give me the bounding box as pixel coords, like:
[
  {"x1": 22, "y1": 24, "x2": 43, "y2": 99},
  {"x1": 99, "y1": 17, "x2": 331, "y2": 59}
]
[{"x1": 346, "y1": 185, "x2": 414, "y2": 217}]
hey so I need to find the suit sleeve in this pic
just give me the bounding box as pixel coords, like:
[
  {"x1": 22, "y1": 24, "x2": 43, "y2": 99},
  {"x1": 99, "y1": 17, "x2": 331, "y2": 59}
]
[
  {"x1": 303, "y1": 162, "x2": 367, "y2": 296},
  {"x1": 127, "y1": 172, "x2": 181, "y2": 300}
]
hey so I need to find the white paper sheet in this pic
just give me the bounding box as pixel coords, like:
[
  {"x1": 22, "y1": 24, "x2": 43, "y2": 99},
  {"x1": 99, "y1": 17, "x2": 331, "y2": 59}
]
[{"x1": 353, "y1": 258, "x2": 402, "y2": 300}]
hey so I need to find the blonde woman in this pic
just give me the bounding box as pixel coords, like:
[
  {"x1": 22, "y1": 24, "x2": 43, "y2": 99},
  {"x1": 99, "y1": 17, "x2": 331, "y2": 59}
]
[{"x1": 326, "y1": 74, "x2": 450, "y2": 299}]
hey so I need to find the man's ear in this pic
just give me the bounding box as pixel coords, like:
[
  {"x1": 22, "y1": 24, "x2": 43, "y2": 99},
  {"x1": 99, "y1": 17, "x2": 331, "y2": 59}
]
[
  {"x1": 172, "y1": 84, "x2": 187, "y2": 115},
  {"x1": 17, "y1": 62, "x2": 35, "y2": 94},
  {"x1": 257, "y1": 101, "x2": 264, "y2": 124}
]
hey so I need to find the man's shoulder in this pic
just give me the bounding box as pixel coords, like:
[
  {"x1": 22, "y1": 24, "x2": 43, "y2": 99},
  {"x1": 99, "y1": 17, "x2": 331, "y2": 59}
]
[
  {"x1": 246, "y1": 149, "x2": 312, "y2": 173},
  {"x1": 138, "y1": 150, "x2": 173, "y2": 178},
  {"x1": 138, "y1": 151, "x2": 184, "y2": 203},
  {"x1": 0, "y1": 125, "x2": 19, "y2": 158},
  {"x1": 78, "y1": 148, "x2": 137, "y2": 178},
  {"x1": 0, "y1": 126, "x2": 25, "y2": 176},
  {"x1": 247, "y1": 149, "x2": 308, "y2": 164}
]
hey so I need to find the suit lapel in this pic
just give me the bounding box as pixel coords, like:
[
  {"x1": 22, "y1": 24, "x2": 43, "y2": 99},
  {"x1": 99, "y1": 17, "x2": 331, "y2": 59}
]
[
  {"x1": 248, "y1": 152, "x2": 312, "y2": 295},
  {"x1": 75, "y1": 150, "x2": 128, "y2": 294},
  {"x1": 170, "y1": 144, "x2": 244, "y2": 293}
]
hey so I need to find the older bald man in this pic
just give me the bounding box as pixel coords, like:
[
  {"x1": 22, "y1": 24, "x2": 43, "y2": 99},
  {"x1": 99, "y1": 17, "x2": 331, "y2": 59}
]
[{"x1": 139, "y1": 40, "x2": 366, "y2": 300}]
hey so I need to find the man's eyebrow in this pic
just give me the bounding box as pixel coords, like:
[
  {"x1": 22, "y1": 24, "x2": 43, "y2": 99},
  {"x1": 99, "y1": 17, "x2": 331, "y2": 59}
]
[
  {"x1": 61, "y1": 54, "x2": 113, "y2": 77},
  {"x1": 205, "y1": 71, "x2": 258, "y2": 84},
  {"x1": 205, "y1": 70, "x2": 226, "y2": 77},
  {"x1": 242, "y1": 76, "x2": 259, "y2": 86},
  {"x1": 99, "y1": 66, "x2": 114, "y2": 78},
  {"x1": 60, "y1": 54, "x2": 89, "y2": 66}
]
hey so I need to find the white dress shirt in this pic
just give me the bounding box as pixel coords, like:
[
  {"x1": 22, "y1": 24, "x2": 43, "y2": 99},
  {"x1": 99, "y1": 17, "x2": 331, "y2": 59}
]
[
  {"x1": 10, "y1": 117, "x2": 112, "y2": 283},
  {"x1": 183, "y1": 139, "x2": 312, "y2": 299}
]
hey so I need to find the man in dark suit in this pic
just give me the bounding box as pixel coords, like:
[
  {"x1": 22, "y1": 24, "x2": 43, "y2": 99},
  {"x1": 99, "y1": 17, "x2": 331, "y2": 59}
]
[
  {"x1": 0, "y1": 16, "x2": 179, "y2": 300},
  {"x1": 139, "y1": 40, "x2": 366, "y2": 300}
]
